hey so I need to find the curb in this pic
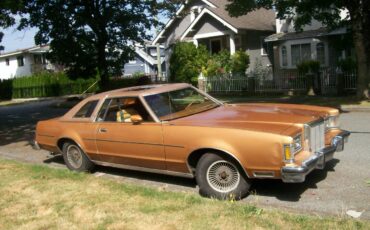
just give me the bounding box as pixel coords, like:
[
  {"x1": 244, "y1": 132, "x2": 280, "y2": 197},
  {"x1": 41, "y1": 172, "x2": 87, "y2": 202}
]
[{"x1": 340, "y1": 105, "x2": 370, "y2": 112}]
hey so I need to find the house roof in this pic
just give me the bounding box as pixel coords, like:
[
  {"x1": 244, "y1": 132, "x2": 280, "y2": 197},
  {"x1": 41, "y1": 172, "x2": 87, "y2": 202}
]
[
  {"x1": 135, "y1": 48, "x2": 164, "y2": 66},
  {"x1": 0, "y1": 45, "x2": 50, "y2": 58},
  {"x1": 206, "y1": 7, "x2": 275, "y2": 31},
  {"x1": 152, "y1": 0, "x2": 217, "y2": 45},
  {"x1": 264, "y1": 27, "x2": 347, "y2": 42},
  {"x1": 152, "y1": 0, "x2": 275, "y2": 44}
]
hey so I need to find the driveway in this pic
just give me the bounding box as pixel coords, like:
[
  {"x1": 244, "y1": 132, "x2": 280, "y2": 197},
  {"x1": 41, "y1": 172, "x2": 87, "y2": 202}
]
[{"x1": 0, "y1": 100, "x2": 369, "y2": 220}]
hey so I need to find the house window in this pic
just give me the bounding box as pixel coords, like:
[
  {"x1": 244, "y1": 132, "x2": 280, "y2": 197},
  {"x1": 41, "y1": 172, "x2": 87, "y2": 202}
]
[
  {"x1": 281, "y1": 46, "x2": 288, "y2": 67},
  {"x1": 316, "y1": 42, "x2": 325, "y2": 65},
  {"x1": 34, "y1": 55, "x2": 42, "y2": 64},
  {"x1": 5, "y1": 58, "x2": 9, "y2": 66},
  {"x1": 129, "y1": 59, "x2": 137, "y2": 64},
  {"x1": 291, "y1": 44, "x2": 311, "y2": 66},
  {"x1": 17, "y1": 56, "x2": 24, "y2": 67}
]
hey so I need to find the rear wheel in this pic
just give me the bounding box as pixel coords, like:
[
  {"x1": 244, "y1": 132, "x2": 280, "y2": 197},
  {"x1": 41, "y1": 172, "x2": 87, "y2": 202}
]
[
  {"x1": 62, "y1": 142, "x2": 94, "y2": 172},
  {"x1": 195, "y1": 153, "x2": 251, "y2": 200}
]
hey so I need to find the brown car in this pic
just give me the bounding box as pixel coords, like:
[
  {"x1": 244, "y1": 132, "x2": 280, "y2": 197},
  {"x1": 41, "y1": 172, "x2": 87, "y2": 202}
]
[{"x1": 35, "y1": 83, "x2": 350, "y2": 199}]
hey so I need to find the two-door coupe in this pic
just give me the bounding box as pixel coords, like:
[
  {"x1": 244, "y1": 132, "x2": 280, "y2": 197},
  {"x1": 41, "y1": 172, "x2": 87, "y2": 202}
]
[{"x1": 35, "y1": 83, "x2": 350, "y2": 199}]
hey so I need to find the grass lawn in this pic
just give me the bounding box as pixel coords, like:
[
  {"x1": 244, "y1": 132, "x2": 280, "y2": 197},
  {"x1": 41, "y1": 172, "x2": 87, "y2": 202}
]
[
  {"x1": 215, "y1": 95, "x2": 370, "y2": 108},
  {"x1": 0, "y1": 159, "x2": 368, "y2": 229}
]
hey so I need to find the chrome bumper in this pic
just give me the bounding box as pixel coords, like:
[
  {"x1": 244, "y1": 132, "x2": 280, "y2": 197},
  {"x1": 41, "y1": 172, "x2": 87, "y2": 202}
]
[{"x1": 281, "y1": 130, "x2": 350, "y2": 183}]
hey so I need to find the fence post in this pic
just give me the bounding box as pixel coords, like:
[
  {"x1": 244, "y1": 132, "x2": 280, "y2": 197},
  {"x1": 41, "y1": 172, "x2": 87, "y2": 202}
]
[
  {"x1": 198, "y1": 74, "x2": 206, "y2": 92},
  {"x1": 336, "y1": 72, "x2": 344, "y2": 96},
  {"x1": 248, "y1": 77, "x2": 255, "y2": 94},
  {"x1": 306, "y1": 73, "x2": 315, "y2": 96}
]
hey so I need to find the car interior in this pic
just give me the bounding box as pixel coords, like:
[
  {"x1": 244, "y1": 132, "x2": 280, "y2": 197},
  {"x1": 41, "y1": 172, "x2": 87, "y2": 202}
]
[{"x1": 103, "y1": 97, "x2": 153, "y2": 122}]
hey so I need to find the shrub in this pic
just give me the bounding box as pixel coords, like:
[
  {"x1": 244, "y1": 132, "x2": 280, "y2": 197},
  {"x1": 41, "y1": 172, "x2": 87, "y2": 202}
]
[
  {"x1": 0, "y1": 79, "x2": 13, "y2": 100},
  {"x1": 203, "y1": 50, "x2": 250, "y2": 77},
  {"x1": 231, "y1": 50, "x2": 250, "y2": 75},
  {"x1": 297, "y1": 60, "x2": 321, "y2": 74},
  {"x1": 169, "y1": 42, "x2": 209, "y2": 84},
  {"x1": 337, "y1": 58, "x2": 356, "y2": 72}
]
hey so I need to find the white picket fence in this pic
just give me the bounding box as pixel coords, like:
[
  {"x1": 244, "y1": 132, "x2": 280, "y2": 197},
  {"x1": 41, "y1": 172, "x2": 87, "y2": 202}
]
[{"x1": 202, "y1": 69, "x2": 357, "y2": 95}]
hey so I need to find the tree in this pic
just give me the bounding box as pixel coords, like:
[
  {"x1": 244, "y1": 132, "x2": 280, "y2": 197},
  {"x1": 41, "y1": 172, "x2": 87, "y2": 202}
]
[
  {"x1": 226, "y1": 0, "x2": 370, "y2": 99},
  {"x1": 0, "y1": 0, "x2": 24, "y2": 51},
  {"x1": 20, "y1": 1, "x2": 177, "y2": 89}
]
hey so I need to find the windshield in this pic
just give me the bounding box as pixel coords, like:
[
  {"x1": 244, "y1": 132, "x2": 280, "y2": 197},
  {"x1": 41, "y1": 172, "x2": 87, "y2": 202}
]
[{"x1": 144, "y1": 87, "x2": 220, "y2": 121}]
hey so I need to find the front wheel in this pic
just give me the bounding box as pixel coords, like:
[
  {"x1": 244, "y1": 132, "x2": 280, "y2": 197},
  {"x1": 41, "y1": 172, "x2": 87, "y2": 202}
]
[
  {"x1": 62, "y1": 142, "x2": 94, "y2": 172},
  {"x1": 195, "y1": 153, "x2": 251, "y2": 200}
]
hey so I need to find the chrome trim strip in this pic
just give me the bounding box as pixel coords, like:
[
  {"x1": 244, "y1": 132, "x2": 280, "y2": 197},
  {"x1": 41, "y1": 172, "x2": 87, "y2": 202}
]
[
  {"x1": 91, "y1": 138, "x2": 184, "y2": 148},
  {"x1": 91, "y1": 160, "x2": 194, "y2": 178},
  {"x1": 252, "y1": 171, "x2": 275, "y2": 178},
  {"x1": 307, "y1": 117, "x2": 325, "y2": 127},
  {"x1": 38, "y1": 134, "x2": 55, "y2": 138}
]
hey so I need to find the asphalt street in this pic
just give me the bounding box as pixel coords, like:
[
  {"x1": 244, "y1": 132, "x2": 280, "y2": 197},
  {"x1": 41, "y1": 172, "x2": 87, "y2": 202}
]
[{"x1": 0, "y1": 100, "x2": 369, "y2": 220}]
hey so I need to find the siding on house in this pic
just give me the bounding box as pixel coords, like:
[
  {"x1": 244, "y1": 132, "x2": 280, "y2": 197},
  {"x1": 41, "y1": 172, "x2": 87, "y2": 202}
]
[
  {"x1": 196, "y1": 15, "x2": 229, "y2": 35},
  {"x1": 0, "y1": 54, "x2": 33, "y2": 79}
]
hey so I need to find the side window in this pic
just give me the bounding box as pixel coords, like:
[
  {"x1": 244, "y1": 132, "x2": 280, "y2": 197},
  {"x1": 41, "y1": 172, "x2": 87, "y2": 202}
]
[
  {"x1": 103, "y1": 97, "x2": 153, "y2": 122},
  {"x1": 74, "y1": 100, "x2": 99, "y2": 118}
]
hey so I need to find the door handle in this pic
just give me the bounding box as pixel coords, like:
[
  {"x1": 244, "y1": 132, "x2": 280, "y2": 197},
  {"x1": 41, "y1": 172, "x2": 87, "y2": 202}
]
[{"x1": 99, "y1": 128, "x2": 107, "y2": 133}]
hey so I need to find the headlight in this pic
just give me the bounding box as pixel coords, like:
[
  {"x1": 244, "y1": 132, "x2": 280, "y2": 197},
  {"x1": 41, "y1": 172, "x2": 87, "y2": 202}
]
[
  {"x1": 283, "y1": 134, "x2": 302, "y2": 162},
  {"x1": 325, "y1": 116, "x2": 339, "y2": 129}
]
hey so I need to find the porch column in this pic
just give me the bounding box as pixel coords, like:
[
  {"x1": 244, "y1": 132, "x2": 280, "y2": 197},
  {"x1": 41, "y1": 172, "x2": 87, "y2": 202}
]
[
  {"x1": 229, "y1": 33, "x2": 236, "y2": 55},
  {"x1": 193, "y1": 39, "x2": 198, "y2": 47}
]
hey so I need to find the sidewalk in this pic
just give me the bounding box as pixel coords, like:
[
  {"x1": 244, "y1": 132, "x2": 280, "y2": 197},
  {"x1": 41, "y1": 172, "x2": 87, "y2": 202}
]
[{"x1": 0, "y1": 94, "x2": 86, "y2": 107}]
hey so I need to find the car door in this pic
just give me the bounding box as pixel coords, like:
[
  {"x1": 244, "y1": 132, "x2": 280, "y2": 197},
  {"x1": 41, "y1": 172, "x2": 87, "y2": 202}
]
[{"x1": 95, "y1": 97, "x2": 166, "y2": 170}]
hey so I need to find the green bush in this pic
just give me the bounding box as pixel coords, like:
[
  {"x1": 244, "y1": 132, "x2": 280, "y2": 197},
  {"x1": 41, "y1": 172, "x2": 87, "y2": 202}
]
[
  {"x1": 169, "y1": 42, "x2": 209, "y2": 84},
  {"x1": 337, "y1": 58, "x2": 356, "y2": 72},
  {"x1": 231, "y1": 50, "x2": 250, "y2": 75},
  {"x1": 297, "y1": 60, "x2": 321, "y2": 74},
  {"x1": 203, "y1": 50, "x2": 249, "y2": 77},
  {"x1": 0, "y1": 72, "x2": 155, "y2": 99},
  {"x1": 0, "y1": 79, "x2": 13, "y2": 100},
  {"x1": 10, "y1": 72, "x2": 99, "y2": 98}
]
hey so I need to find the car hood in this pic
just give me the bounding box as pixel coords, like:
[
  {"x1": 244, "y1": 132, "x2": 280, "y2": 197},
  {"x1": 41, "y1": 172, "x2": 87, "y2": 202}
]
[{"x1": 168, "y1": 103, "x2": 330, "y2": 135}]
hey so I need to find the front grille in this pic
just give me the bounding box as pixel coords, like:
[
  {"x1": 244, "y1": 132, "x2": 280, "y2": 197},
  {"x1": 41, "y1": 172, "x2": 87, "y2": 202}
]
[{"x1": 307, "y1": 120, "x2": 325, "y2": 153}]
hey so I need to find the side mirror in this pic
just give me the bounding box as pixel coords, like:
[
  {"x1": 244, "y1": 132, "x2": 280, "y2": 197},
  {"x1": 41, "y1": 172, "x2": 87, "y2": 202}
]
[{"x1": 131, "y1": 115, "x2": 143, "y2": 124}]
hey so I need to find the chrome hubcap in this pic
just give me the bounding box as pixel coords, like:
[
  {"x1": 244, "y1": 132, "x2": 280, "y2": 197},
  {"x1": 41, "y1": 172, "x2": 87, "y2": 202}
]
[
  {"x1": 206, "y1": 160, "x2": 240, "y2": 193},
  {"x1": 66, "y1": 145, "x2": 83, "y2": 169}
]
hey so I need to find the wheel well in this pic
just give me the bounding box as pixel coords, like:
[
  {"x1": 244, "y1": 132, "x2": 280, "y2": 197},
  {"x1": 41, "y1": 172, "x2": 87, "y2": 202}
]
[
  {"x1": 57, "y1": 138, "x2": 75, "y2": 152},
  {"x1": 187, "y1": 148, "x2": 249, "y2": 178}
]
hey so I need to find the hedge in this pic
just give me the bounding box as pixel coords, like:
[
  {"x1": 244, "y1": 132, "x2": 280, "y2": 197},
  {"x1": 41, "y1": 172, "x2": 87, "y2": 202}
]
[{"x1": 0, "y1": 72, "x2": 153, "y2": 100}]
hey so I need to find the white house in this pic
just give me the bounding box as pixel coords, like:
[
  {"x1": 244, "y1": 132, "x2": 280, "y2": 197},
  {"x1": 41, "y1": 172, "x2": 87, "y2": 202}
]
[{"x1": 0, "y1": 45, "x2": 58, "y2": 80}]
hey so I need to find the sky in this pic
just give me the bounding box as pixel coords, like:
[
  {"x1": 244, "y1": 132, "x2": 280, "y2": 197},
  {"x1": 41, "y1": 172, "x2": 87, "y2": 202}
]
[
  {"x1": 1, "y1": 25, "x2": 37, "y2": 52},
  {"x1": 0, "y1": 12, "x2": 169, "y2": 53}
]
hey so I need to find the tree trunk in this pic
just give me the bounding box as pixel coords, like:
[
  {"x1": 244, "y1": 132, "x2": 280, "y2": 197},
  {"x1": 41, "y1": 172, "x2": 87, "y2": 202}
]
[
  {"x1": 97, "y1": 40, "x2": 109, "y2": 91},
  {"x1": 349, "y1": 6, "x2": 370, "y2": 99},
  {"x1": 353, "y1": 30, "x2": 369, "y2": 99}
]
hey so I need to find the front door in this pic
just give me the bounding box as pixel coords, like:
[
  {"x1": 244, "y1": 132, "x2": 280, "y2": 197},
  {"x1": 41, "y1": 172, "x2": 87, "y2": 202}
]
[{"x1": 95, "y1": 97, "x2": 165, "y2": 170}]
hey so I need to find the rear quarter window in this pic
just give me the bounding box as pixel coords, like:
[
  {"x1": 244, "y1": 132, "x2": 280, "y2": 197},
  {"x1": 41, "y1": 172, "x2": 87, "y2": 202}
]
[{"x1": 74, "y1": 100, "x2": 99, "y2": 118}]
